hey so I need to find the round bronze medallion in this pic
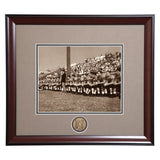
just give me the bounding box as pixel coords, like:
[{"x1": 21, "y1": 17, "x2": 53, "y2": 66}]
[{"x1": 72, "y1": 117, "x2": 87, "y2": 133}]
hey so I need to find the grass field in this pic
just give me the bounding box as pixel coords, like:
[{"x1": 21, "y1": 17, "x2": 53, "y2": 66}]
[{"x1": 39, "y1": 90, "x2": 121, "y2": 113}]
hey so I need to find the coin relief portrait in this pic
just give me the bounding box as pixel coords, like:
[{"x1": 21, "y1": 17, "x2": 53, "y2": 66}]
[
  {"x1": 37, "y1": 44, "x2": 123, "y2": 114},
  {"x1": 72, "y1": 117, "x2": 87, "y2": 132}
]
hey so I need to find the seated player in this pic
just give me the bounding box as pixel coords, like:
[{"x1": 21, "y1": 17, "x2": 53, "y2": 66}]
[
  {"x1": 96, "y1": 71, "x2": 104, "y2": 95},
  {"x1": 113, "y1": 71, "x2": 121, "y2": 98},
  {"x1": 107, "y1": 75, "x2": 115, "y2": 96}
]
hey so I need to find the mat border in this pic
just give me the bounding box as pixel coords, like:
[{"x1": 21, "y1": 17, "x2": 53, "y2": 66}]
[{"x1": 6, "y1": 15, "x2": 154, "y2": 145}]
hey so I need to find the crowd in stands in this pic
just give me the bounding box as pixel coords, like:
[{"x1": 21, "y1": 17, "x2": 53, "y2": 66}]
[{"x1": 39, "y1": 52, "x2": 121, "y2": 98}]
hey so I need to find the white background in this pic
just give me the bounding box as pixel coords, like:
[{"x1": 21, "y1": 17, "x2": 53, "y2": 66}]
[{"x1": 0, "y1": 0, "x2": 159, "y2": 160}]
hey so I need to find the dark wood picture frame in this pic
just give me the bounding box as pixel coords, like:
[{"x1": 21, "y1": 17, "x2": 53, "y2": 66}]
[{"x1": 6, "y1": 15, "x2": 154, "y2": 145}]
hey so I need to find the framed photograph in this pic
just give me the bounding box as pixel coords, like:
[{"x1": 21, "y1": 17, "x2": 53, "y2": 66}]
[{"x1": 6, "y1": 15, "x2": 154, "y2": 145}]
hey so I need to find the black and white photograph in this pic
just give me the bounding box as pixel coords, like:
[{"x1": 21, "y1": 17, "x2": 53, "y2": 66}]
[{"x1": 37, "y1": 45, "x2": 122, "y2": 113}]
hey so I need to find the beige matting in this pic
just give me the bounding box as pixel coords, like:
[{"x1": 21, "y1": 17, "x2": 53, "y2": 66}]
[{"x1": 16, "y1": 25, "x2": 144, "y2": 136}]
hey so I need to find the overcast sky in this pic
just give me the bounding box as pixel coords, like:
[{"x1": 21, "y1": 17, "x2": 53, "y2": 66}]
[{"x1": 38, "y1": 46, "x2": 122, "y2": 72}]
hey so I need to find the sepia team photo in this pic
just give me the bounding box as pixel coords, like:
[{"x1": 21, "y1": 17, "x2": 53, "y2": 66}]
[{"x1": 37, "y1": 45, "x2": 122, "y2": 113}]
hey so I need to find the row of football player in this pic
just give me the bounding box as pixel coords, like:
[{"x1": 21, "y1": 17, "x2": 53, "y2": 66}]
[{"x1": 40, "y1": 83, "x2": 121, "y2": 97}]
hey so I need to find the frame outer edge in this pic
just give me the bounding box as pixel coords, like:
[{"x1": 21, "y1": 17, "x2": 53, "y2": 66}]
[
  {"x1": 144, "y1": 15, "x2": 154, "y2": 145},
  {"x1": 6, "y1": 15, "x2": 17, "y2": 145},
  {"x1": 5, "y1": 15, "x2": 9, "y2": 145},
  {"x1": 151, "y1": 15, "x2": 155, "y2": 145},
  {"x1": 5, "y1": 15, "x2": 155, "y2": 145}
]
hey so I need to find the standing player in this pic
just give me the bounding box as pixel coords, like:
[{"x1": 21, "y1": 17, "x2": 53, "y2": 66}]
[{"x1": 61, "y1": 70, "x2": 66, "y2": 92}]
